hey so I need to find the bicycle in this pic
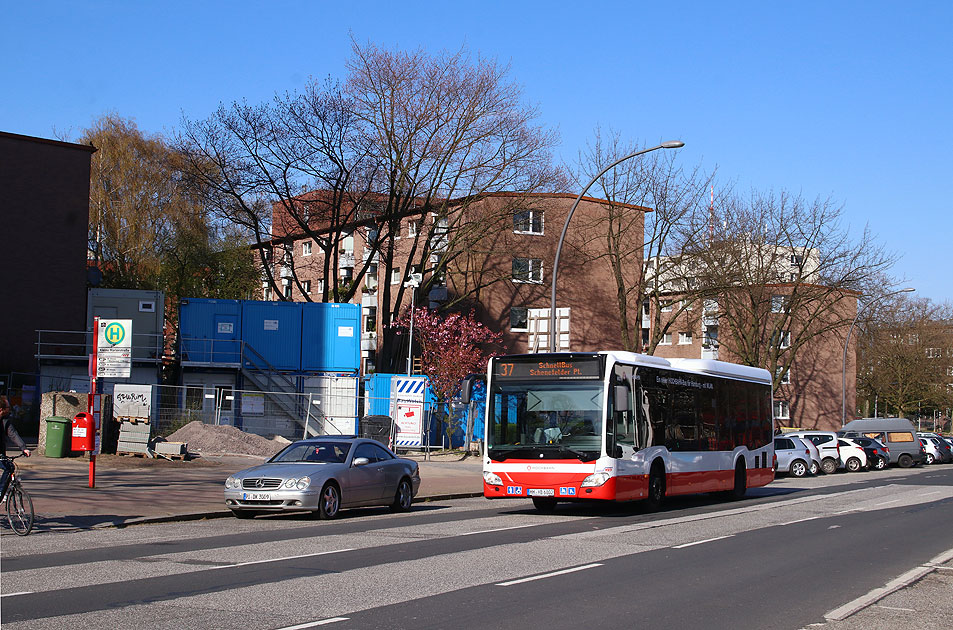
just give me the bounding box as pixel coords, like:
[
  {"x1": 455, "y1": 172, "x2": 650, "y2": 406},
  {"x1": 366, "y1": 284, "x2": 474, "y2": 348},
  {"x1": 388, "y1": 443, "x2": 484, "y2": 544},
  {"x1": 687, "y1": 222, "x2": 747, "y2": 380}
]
[{"x1": 1, "y1": 454, "x2": 34, "y2": 536}]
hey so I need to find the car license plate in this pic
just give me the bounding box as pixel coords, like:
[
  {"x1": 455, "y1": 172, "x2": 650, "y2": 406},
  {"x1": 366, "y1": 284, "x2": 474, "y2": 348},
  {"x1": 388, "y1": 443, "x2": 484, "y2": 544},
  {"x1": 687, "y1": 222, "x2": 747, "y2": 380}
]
[
  {"x1": 527, "y1": 488, "x2": 555, "y2": 497},
  {"x1": 242, "y1": 492, "x2": 271, "y2": 501}
]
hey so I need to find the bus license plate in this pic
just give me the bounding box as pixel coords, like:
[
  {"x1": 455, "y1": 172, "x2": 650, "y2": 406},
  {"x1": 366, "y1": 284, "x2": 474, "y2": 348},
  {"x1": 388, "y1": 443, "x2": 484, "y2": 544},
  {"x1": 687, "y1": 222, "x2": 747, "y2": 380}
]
[
  {"x1": 527, "y1": 488, "x2": 555, "y2": 497},
  {"x1": 243, "y1": 493, "x2": 271, "y2": 501}
]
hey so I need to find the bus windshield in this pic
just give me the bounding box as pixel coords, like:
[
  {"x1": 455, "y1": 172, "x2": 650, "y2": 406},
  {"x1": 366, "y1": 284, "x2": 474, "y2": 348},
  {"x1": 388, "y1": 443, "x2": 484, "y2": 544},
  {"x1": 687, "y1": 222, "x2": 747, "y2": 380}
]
[{"x1": 487, "y1": 381, "x2": 603, "y2": 461}]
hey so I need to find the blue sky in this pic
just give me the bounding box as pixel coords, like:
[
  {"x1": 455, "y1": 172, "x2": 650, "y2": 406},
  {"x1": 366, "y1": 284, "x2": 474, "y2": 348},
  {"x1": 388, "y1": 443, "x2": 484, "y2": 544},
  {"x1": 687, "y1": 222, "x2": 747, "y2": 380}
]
[{"x1": 4, "y1": 1, "x2": 950, "y2": 302}]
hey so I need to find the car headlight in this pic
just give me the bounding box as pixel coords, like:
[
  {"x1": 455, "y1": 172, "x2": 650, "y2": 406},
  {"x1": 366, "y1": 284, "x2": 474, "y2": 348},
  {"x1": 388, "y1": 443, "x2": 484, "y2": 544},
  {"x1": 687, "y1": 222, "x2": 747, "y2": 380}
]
[
  {"x1": 284, "y1": 478, "x2": 297, "y2": 489},
  {"x1": 296, "y1": 476, "x2": 311, "y2": 490},
  {"x1": 483, "y1": 471, "x2": 503, "y2": 486},
  {"x1": 225, "y1": 476, "x2": 239, "y2": 489},
  {"x1": 581, "y1": 472, "x2": 610, "y2": 487}
]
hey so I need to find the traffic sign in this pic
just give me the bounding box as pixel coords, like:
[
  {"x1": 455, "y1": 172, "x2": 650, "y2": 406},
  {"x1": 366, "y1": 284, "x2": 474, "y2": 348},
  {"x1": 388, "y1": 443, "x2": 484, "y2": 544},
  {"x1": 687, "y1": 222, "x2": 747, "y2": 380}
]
[{"x1": 96, "y1": 318, "x2": 132, "y2": 378}]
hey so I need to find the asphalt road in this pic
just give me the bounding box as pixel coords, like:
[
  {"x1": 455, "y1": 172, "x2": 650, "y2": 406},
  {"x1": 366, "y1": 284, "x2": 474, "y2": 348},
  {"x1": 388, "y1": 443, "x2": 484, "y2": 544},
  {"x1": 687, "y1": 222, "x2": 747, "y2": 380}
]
[{"x1": 3, "y1": 466, "x2": 953, "y2": 630}]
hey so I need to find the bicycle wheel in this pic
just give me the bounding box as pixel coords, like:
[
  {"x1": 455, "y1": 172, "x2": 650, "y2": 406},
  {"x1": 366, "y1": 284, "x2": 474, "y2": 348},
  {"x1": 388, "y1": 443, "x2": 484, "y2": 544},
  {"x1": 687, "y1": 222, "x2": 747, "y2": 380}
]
[{"x1": 7, "y1": 482, "x2": 35, "y2": 536}]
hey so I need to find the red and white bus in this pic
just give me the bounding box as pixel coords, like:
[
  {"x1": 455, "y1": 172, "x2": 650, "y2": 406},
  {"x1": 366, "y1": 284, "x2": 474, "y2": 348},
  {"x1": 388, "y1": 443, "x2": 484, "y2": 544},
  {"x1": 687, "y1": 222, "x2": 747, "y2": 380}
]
[{"x1": 472, "y1": 351, "x2": 775, "y2": 512}]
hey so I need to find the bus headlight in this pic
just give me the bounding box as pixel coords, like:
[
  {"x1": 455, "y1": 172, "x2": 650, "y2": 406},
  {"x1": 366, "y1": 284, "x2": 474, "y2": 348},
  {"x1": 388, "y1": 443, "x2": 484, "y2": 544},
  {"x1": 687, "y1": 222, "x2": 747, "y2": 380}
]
[
  {"x1": 483, "y1": 471, "x2": 503, "y2": 486},
  {"x1": 581, "y1": 472, "x2": 610, "y2": 487}
]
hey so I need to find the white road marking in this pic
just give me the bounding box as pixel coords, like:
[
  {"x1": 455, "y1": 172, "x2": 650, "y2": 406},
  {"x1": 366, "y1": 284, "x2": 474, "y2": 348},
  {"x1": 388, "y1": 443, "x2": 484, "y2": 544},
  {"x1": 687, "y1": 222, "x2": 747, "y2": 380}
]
[
  {"x1": 459, "y1": 524, "x2": 537, "y2": 536},
  {"x1": 874, "y1": 499, "x2": 899, "y2": 506},
  {"x1": 673, "y1": 535, "x2": 734, "y2": 549},
  {"x1": 496, "y1": 563, "x2": 603, "y2": 586},
  {"x1": 785, "y1": 516, "x2": 821, "y2": 525},
  {"x1": 207, "y1": 548, "x2": 355, "y2": 570},
  {"x1": 919, "y1": 490, "x2": 942, "y2": 497},
  {"x1": 828, "y1": 525, "x2": 841, "y2": 529},
  {"x1": 276, "y1": 618, "x2": 350, "y2": 629},
  {"x1": 875, "y1": 605, "x2": 915, "y2": 612},
  {"x1": 825, "y1": 546, "x2": 953, "y2": 621},
  {"x1": 1, "y1": 592, "x2": 34, "y2": 598}
]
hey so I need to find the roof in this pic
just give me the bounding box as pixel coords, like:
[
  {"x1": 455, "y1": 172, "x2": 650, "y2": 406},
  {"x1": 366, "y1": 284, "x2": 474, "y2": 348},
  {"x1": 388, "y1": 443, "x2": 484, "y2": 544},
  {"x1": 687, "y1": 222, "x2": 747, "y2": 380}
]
[{"x1": 0, "y1": 130, "x2": 97, "y2": 153}]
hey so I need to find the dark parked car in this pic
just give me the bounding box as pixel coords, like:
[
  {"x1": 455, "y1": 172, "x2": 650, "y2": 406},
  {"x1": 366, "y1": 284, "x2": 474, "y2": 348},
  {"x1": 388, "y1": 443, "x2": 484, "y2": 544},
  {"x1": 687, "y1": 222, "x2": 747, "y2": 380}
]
[
  {"x1": 225, "y1": 437, "x2": 420, "y2": 519},
  {"x1": 847, "y1": 436, "x2": 890, "y2": 471}
]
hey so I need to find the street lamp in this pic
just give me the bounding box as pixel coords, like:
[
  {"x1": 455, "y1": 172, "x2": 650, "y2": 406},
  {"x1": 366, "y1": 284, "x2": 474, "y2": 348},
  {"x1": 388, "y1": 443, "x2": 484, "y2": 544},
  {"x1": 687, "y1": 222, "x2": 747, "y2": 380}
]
[
  {"x1": 404, "y1": 273, "x2": 422, "y2": 376},
  {"x1": 548, "y1": 141, "x2": 685, "y2": 352},
  {"x1": 841, "y1": 287, "x2": 915, "y2": 426}
]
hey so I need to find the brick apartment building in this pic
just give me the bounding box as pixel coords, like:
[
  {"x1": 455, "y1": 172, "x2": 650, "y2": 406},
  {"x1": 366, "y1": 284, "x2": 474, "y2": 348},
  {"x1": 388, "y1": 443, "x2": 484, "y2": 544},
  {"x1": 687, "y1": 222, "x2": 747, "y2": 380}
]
[{"x1": 262, "y1": 190, "x2": 857, "y2": 430}]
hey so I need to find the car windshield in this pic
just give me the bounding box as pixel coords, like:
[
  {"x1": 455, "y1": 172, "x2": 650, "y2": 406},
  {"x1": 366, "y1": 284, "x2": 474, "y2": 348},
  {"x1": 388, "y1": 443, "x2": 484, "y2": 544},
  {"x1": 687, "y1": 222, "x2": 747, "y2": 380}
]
[
  {"x1": 270, "y1": 441, "x2": 351, "y2": 463},
  {"x1": 486, "y1": 380, "x2": 603, "y2": 462}
]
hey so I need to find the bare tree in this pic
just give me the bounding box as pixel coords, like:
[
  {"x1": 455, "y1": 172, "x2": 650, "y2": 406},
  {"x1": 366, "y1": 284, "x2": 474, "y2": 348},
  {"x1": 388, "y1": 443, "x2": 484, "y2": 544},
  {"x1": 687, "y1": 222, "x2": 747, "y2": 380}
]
[
  {"x1": 689, "y1": 190, "x2": 896, "y2": 389},
  {"x1": 345, "y1": 40, "x2": 561, "y2": 369},
  {"x1": 570, "y1": 129, "x2": 713, "y2": 352},
  {"x1": 858, "y1": 296, "x2": 953, "y2": 418}
]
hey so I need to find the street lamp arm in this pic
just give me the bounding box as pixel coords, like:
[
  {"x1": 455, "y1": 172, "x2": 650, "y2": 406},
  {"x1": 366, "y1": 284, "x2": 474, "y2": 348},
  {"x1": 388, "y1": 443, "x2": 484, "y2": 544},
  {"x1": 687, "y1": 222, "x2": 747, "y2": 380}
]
[{"x1": 548, "y1": 141, "x2": 684, "y2": 352}]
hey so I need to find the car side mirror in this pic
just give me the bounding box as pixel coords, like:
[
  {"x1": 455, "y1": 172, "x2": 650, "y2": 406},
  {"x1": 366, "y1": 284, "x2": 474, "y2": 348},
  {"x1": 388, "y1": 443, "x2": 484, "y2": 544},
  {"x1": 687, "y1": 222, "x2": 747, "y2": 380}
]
[{"x1": 352, "y1": 457, "x2": 370, "y2": 467}]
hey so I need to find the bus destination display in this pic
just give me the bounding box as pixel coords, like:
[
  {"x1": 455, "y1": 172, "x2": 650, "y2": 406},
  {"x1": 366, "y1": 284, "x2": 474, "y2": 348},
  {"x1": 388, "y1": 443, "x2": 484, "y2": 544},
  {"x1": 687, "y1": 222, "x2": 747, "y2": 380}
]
[{"x1": 493, "y1": 357, "x2": 602, "y2": 380}]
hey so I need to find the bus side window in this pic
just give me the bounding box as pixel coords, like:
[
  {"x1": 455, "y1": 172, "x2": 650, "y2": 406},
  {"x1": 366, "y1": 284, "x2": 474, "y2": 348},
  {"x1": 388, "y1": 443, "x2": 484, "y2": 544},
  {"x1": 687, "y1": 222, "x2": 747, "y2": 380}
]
[{"x1": 613, "y1": 385, "x2": 636, "y2": 457}]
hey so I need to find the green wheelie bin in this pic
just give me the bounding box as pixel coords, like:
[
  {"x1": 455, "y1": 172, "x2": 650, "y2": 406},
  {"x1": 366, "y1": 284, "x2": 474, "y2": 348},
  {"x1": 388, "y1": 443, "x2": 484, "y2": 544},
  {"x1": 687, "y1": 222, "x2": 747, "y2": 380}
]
[{"x1": 44, "y1": 416, "x2": 71, "y2": 458}]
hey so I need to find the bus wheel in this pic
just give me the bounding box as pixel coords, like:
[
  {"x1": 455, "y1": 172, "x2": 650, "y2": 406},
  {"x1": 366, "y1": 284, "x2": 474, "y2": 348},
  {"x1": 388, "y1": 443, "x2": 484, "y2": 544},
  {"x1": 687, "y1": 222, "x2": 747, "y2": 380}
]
[
  {"x1": 728, "y1": 461, "x2": 747, "y2": 500},
  {"x1": 645, "y1": 467, "x2": 665, "y2": 511},
  {"x1": 532, "y1": 497, "x2": 557, "y2": 513}
]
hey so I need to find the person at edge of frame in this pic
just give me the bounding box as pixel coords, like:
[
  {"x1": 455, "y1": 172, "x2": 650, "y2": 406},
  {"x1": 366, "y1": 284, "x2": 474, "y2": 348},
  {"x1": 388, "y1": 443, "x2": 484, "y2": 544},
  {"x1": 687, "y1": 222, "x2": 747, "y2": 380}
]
[{"x1": 1, "y1": 394, "x2": 31, "y2": 498}]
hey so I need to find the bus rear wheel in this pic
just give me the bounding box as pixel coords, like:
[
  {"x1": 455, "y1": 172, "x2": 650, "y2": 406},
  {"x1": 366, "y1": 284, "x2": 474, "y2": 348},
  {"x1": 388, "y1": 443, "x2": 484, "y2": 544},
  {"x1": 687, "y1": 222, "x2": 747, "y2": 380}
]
[{"x1": 532, "y1": 497, "x2": 557, "y2": 513}]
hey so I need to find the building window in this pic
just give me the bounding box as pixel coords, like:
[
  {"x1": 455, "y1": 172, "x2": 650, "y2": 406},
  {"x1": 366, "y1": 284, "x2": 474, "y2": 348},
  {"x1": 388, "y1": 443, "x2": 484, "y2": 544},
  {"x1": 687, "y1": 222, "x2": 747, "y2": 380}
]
[
  {"x1": 283, "y1": 280, "x2": 292, "y2": 299},
  {"x1": 703, "y1": 328, "x2": 719, "y2": 348},
  {"x1": 366, "y1": 264, "x2": 378, "y2": 291},
  {"x1": 510, "y1": 307, "x2": 529, "y2": 331},
  {"x1": 678, "y1": 332, "x2": 692, "y2": 345},
  {"x1": 680, "y1": 299, "x2": 693, "y2": 311},
  {"x1": 660, "y1": 301, "x2": 673, "y2": 313},
  {"x1": 391, "y1": 267, "x2": 401, "y2": 285},
  {"x1": 302, "y1": 280, "x2": 311, "y2": 296},
  {"x1": 302, "y1": 241, "x2": 312, "y2": 256},
  {"x1": 263, "y1": 285, "x2": 273, "y2": 301},
  {"x1": 641, "y1": 328, "x2": 650, "y2": 347},
  {"x1": 365, "y1": 306, "x2": 377, "y2": 333},
  {"x1": 317, "y1": 279, "x2": 325, "y2": 295},
  {"x1": 512, "y1": 258, "x2": 543, "y2": 284},
  {"x1": 771, "y1": 295, "x2": 789, "y2": 313},
  {"x1": 642, "y1": 299, "x2": 650, "y2": 317},
  {"x1": 774, "y1": 330, "x2": 791, "y2": 349},
  {"x1": 661, "y1": 333, "x2": 673, "y2": 345},
  {"x1": 514, "y1": 209, "x2": 544, "y2": 234},
  {"x1": 790, "y1": 254, "x2": 803, "y2": 266},
  {"x1": 216, "y1": 385, "x2": 234, "y2": 412},
  {"x1": 773, "y1": 400, "x2": 790, "y2": 420},
  {"x1": 777, "y1": 367, "x2": 791, "y2": 384},
  {"x1": 703, "y1": 299, "x2": 719, "y2": 314},
  {"x1": 407, "y1": 220, "x2": 420, "y2": 238},
  {"x1": 926, "y1": 348, "x2": 942, "y2": 359}
]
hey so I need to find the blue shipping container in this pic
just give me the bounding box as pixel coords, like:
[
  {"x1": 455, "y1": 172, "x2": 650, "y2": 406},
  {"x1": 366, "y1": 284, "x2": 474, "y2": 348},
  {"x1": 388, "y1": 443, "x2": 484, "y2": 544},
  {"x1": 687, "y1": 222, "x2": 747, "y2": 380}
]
[
  {"x1": 241, "y1": 301, "x2": 302, "y2": 371},
  {"x1": 301, "y1": 302, "x2": 361, "y2": 373},
  {"x1": 179, "y1": 298, "x2": 242, "y2": 364}
]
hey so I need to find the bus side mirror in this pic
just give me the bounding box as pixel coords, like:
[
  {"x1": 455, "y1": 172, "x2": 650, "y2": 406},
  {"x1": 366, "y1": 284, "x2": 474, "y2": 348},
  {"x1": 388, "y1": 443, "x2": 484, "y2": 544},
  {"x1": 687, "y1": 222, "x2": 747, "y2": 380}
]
[
  {"x1": 614, "y1": 385, "x2": 630, "y2": 410},
  {"x1": 460, "y1": 374, "x2": 485, "y2": 405}
]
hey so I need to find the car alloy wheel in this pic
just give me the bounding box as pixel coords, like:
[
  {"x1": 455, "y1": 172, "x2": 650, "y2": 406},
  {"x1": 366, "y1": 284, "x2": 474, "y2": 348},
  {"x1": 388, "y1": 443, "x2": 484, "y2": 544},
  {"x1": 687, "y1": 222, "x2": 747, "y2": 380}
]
[
  {"x1": 874, "y1": 456, "x2": 888, "y2": 470},
  {"x1": 821, "y1": 457, "x2": 838, "y2": 475},
  {"x1": 926, "y1": 453, "x2": 935, "y2": 465},
  {"x1": 319, "y1": 483, "x2": 340, "y2": 519},
  {"x1": 391, "y1": 479, "x2": 413, "y2": 512},
  {"x1": 846, "y1": 457, "x2": 862, "y2": 472},
  {"x1": 810, "y1": 461, "x2": 820, "y2": 475},
  {"x1": 790, "y1": 460, "x2": 808, "y2": 478}
]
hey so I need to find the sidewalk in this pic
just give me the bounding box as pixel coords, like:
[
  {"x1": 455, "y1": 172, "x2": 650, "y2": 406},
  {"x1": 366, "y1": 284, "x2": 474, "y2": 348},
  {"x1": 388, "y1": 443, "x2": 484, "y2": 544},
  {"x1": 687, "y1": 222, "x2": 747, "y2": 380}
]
[{"x1": 2, "y1": 448, "x2": 485, "y2": 533}]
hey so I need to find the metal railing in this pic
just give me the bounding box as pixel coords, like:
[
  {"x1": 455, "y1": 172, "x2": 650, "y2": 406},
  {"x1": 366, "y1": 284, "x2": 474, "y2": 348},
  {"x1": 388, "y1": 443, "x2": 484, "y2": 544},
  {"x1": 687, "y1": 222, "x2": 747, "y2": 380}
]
[{"x1": 36, "y1": 329, "x2": 165, "y2": 363}]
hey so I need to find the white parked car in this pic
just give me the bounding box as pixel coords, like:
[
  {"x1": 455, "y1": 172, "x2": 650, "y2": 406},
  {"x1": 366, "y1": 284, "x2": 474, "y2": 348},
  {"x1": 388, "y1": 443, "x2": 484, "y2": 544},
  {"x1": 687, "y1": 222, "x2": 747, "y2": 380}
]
[
  {"x1": 837, "y1": 438, "x2": 868, "y2": 472},
  {"x1": 919, "y1": 437, "x2": 943, "y2": 465},
  {"x1": 786, "y1": 431, "x2": 841, "y2": 474}
]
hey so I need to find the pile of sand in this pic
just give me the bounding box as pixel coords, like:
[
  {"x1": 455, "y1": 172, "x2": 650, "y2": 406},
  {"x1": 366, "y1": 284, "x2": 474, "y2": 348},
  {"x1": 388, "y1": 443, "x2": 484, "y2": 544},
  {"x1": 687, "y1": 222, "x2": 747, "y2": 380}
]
[{"x1": 166, "y1": 421, "x2": 290, "y2": 458}]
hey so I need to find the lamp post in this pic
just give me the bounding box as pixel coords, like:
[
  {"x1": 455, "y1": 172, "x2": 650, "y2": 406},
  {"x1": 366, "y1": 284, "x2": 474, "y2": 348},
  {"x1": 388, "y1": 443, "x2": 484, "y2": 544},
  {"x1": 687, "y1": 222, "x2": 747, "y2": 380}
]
[
  {"x1": 548, "y1": 141, "x2": 685, "y2": 352},
  {"x1": 841, "y1": 287, "x2": 915, "y2": 426},
  {"x1": 404, "y1": 273, "x2": 422, "y2": 376}
]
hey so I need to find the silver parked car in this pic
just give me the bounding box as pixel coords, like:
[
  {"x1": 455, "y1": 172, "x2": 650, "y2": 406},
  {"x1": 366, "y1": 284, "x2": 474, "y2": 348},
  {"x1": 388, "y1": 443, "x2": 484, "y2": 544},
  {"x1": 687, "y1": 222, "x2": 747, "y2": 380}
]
[
  {"x1": 225, "y1": 437, "x2": 421, "y2": 519},
  {"x1": 774, "y1": 436, "x2": 814, "y2": 477}
]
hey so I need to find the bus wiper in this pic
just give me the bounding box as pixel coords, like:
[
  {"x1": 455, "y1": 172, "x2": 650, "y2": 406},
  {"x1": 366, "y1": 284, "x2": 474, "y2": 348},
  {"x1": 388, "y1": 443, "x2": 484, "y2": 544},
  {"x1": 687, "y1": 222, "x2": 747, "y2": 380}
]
[{"x1": 558, "y1": 446, "x2": 596, "y2": 461}]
